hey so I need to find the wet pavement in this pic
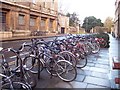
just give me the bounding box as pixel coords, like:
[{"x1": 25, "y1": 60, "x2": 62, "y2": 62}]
[
  {"x1": 34, "y1": 34, "x2": 120, "y2": 89},
  {"x1": 34, "y1": 48, "x2": 111, "y2": 89}
]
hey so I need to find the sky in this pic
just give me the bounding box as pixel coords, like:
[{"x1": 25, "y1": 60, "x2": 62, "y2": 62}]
[{"x1": 58, "y1": 0, "x2": 116, "y2": 24}]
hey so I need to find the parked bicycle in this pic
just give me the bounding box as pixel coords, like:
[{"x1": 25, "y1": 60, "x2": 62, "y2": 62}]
[
  {"x1": 0, "y1": 45, "x2": 36, "y2": 89},
  {"x1": 23, "y1": 39, "x2": 77, "y2": 82}
]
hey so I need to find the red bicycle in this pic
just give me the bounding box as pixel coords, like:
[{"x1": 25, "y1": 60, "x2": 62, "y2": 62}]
[{"x1": 95, "y1": 38, "x2": 107, "y2": 48}]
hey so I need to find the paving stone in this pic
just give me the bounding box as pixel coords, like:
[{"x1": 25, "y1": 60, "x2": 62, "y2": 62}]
[
  {"x1": 86, "y1": 62, "x2": 95, "y2": 67},
  {"x1": 84, "y1": 76, "x2": 111, "y2": 87},
  {"x1": 90, "y1": 67, "x2": 110, "y2": 73},
  {"x1": 87, "y1": 59, "x2": 93, "y2": 63},
  {"x1": 94, "y1": 60, "x2": 109, "y2": 65},
  {"x1": 82, "y1": 66, "x2": 91, "y2": 71},
  {"x1": 86, "y1": 83, "x2": 109, "y2": 88},
  {"x1": 70, "y1": 81, "x2": 87, "y2": 88},
  {"x1": 75, "y1": 74, "x2": 85, "y2": 82},
  {"x1": 99, "y1": 52, "x2": 109, "y2": 54},
  {"x1": 95, "y1": 63, "x2": 110, "y2": 69},
  {"x1": 50, "y1": 81, "x2": 73, "y2": 88},
  {"x1": 77, "y1": 69, "x2": 92, "y2": 76},
  {"x1": 36, "y1": 70, "x2": 60, "y2": 88},
  {"x1": 97, "y1": 58, "x2": 109, "y2": 62},
  {"x1": 90, "y1": 71, "x2": 109, "y2": 79}
]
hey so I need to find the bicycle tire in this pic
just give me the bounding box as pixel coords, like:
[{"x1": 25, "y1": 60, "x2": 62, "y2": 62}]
[
  {"x1": 84, "y1": 43, "x2": 92, "y2": 55},
  {"x1": 45, "y1": 55, "x2": 65, "y2": 76},
  {"x1": 100, "y1": 40, "x2": 107, "y2": 48},
  {"x1": 1, "y1": 81, "x2": 32, "y2": 90},
  {"x1": 22, "y1": 44, "x2": 33, "y2": 57},
  {"x1": 23, "y1": 70, "x2": 37, "y2": 88},
  {"x1": 56, "y1": 60, "x2": 77, "y2": 82},
  {"x1": 2, "y1": 65, "x2": 11, "y2": 76},
  {"x1": 91, "y1": 43, "x2": 100, "y2": 54},
  {"x1": 23, "y1": 56, "x2": 44, "y2": 74},
  {"x1": 75, "y1": 51, "x2": 87, "y2": 68},
  {"x1": 58, "y1": 51, "x2": 77, "y2": 67}
]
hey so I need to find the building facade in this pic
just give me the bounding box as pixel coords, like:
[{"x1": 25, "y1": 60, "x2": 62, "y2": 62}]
[
  {"x1": 114, "y1": 0, "x2": 120, "y2": 38},
  {"x1": 91, "y1": 26, "x2": 108, "y2": 33},
  {"x1": 0, "y1": 0, "x2": 58, "y2": 38},
  {"x1": 58, "y1": 13, "x2": 69, "y2": 34}
]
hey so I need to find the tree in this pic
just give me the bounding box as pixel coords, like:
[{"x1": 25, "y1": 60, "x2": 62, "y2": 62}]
[
  {"x1": 104, "y1": 17, "x2": 114, "y2": 33},
  {"x1": 66, "y1": 12, "x2": 80, "y2": 27},
  {"x1": 82, "y1": 16, "x2": 103, "y2": 32}
]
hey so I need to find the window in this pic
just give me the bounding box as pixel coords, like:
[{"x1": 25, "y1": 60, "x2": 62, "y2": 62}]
[
  {"x1": 30, "y1": 17, "x2": 36, "y2": 26},
  {"x1": 0, "y1": 12, "x2": 7, "y2": 31},
  {"x1": 19, "y1": 14, "x2": 24, "y2": 25}
]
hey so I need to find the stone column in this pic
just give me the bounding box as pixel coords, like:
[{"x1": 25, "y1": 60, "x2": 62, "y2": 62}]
[
  {"x1": 13, "y1": 12, "x2": 18, "y2": 30},
  {"x1": 46, "y1": 18, "x2": 49, "y2": 32},
  {"x1": 25, "y1": 13, "x2": 30, "y2": 31},
  {"x1": 36, "y1": 17, "x2": 40, "y2": 31},
  {"x1": 53, "y1": 19, "x2": 57, "y2": 32},
  {"x1": 6, "y1": 11, "x2": 11, "y2": 31}
]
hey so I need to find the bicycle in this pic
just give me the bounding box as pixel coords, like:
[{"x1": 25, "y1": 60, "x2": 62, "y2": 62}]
[
  {"x1": 0, "y1": 45, "x2": 37, "y2": 89},
  {"x1": 23, "y1": 40, "x2": 77, "y2": 82},
  {"x1": 0, "y1": 47, "x2": 32, "y2": 90},
  {"x1": 0, "y1": 73, "x2": 32, "y2": 90}
]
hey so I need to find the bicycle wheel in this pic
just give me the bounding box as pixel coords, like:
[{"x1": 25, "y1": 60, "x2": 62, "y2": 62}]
[
  {"x1": 2, "y1": 81, "x2": 32, "y2": 90},
  {"x1": 75, "y1": 51, "x2": 87, "y2": 68},
  {"x1": 23, "y1": 70, "x2": 36, "y2": 88},
  {"x1": 2, "y1": 65, "x2": 11, "y2": 76},
  {"x1": 23, "y1": 56, "x2": 44, "y2": 74},
  {"x1": 22, "y1": 45, "x2": 33, "y2": 57},
  {"x1": 46, "y1": 58, "x2": 57, "y2": 76},
  {"x1": 84, "y1": 43, "x2": 92, "y2": 55},
  {"x1": 58, "y1": 51, "x2": 77, "y2": 67},
  {"x1": 46, "y1": 55, "x2": 65, "y2": 76},
  {"x1": 100, "y1": 40, "x2": 107, "y2": 48},
  {"x1": 56, "y1": 60, "x2": 77, "y2": 82},
  {"x1": 91, "y1": 43, "x2": 100, "y2": 54}
]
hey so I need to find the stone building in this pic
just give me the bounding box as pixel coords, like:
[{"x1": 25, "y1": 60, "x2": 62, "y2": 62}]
[
  {"x1": 0, "y1": 0, "x2": 58, "y2": 38},
  {"x1": 114, "y1": 0, "x2": 120, "y2": 38},
  {"x1": 58, "y1": 13, "x2": 69, "y2": 34},
  {"x1": 91, "y1": 26, "x2": 108, "y2": 33}
]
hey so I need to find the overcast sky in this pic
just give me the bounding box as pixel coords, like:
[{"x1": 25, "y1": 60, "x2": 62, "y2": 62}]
[{"x1": 58, "y1": 0, "x2": 115, "y2": 24}]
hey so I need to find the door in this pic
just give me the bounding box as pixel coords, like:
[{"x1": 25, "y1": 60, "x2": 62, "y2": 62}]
[{"x1": 61, "y1": 27, "x2": 65, "y2": 34}]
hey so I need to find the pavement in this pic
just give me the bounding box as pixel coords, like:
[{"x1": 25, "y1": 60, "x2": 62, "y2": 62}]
[
  {"x1": 35, "y1": 48, "x2": 111, "y2": 89},
  {"x1": 1, "y1": 34, "x2": 120, "y2": 89},
  {"x1": 33, "y1": 34, "x2": 120, "y2": 89}
]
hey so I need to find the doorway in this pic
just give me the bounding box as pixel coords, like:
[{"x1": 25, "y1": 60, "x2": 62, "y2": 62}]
[{"x1": 61, "y1": 27, "x2": 65, "y2": 34}]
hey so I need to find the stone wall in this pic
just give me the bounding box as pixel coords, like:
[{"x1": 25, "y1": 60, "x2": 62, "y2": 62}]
[
  {"x1": 12, "y1": 30, "x2": 31, "y2": 37},
  {"x1": 0, "y1": 31, "x2": 12, "y2": 38}
]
